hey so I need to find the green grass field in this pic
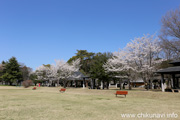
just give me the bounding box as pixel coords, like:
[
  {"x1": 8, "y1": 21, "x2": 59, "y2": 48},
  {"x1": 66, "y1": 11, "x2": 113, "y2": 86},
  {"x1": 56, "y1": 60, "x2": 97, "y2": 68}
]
[{"x1": 0, "y1": 86, "x2": 180, "y2": 120}]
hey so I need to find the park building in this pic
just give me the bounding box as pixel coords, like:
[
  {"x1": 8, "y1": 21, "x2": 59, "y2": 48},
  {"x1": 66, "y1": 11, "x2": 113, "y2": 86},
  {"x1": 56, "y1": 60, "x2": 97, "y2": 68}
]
[{"x1": 156, "y1": 60, "x2": 180, "y2": 92}]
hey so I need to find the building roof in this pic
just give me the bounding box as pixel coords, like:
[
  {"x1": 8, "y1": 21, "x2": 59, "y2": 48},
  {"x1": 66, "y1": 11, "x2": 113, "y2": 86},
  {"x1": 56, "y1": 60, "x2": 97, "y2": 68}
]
[
  {"x1": 169, "y1": 60, "x2": 180, "y2": 64},
  {"x1": 113, "y1": 76, "x2": 128, "y2": 79},
  {"x1": 169, "y1": 60, "x2": 180, "y2": 66},
  {"x1": 130, "y1": 79, "x2": 144, "y2": 83},
  {"x1": 68, "y1": 71, "x2": 90, "y2": 81},
  {"x1": 156, "y1": 66, "x2": 180, "y2": 74}
]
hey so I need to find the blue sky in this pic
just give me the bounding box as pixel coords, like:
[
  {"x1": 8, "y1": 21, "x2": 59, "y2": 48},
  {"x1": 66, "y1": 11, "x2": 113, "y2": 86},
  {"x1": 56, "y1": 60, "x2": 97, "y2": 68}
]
[{"x1": 0, "y1": 0, "x2": 180, "y2": 70}]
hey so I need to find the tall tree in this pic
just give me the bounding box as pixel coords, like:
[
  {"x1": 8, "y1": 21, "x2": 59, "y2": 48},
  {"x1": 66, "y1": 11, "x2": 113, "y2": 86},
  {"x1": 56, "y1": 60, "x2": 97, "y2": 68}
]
[
  {"x1": 35, "y1": 64, "x2": 57, "y2": 86},
  {"x1": 35, "y1": 59, "x2": 81, "y2": 88},
  {"x1": 104, "y1": 34, "x2": 162, "y2": 90},
  {"x1": 159, "y1": 6, "x2": 180, "y2": 60},
  {"x1": 90, "y1": 52, "x2": 113, "y2": 89},
  {"x1": 0, "y1": 61, "x2": 6, "y2": 82},
  {"x1": 29, "y1": 72, "x2": 38, "y2": 85},
  {"x1": 67, "y1": 50, "x2": 95, "y2": 75},
  {"x1": 104, "y1": 49, "x2": 134, "y2": 90},
  {"x1": 56, "y1": 59, "x2": 81, "y2": 88},
  {"x1": 1, "y1": 57, "x2": 22, "y2": 85},
  {"x1": 20, "y1": 64, "x2": 33, "y2": 81}
]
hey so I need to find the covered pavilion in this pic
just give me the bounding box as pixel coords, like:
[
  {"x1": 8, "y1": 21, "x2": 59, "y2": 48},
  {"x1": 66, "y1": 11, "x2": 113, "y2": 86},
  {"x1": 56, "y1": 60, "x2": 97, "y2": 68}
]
[
  {"x1": 156, "y1": 60, "x2": 180, "y2": 92},
  {"x1": 68, "y1": 71, "x2": 90, "y2": 88}
]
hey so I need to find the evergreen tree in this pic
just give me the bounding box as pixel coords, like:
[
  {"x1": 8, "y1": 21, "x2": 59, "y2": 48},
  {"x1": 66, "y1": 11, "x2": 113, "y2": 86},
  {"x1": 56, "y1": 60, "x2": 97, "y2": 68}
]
[
  {"x1": 1, "y1": 57, "x2": 22, "y2": 85},
  {"x1": 90, "y1": 52, "x2": 113, "y2": 89},
  {"x1": 0, "y1": 61, "x2": 6, "y2": 82},
  {"x1": 67, "y1": 50, "x2": 95, "y2": 75}
]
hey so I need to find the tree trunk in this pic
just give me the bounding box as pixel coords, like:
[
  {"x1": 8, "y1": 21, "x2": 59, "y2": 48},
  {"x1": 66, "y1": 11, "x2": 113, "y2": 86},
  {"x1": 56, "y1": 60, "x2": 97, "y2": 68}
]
[
  {"x1": 106, "y1": 80, "x2": 109, "y2": 89},
  {"x1": 93, "y1": 79, "x2": 96, "y2": 89},
  {"x1": 63, "y1": 80, "x2": 67, "y2": 88},
  {"x1": 119, "y1": 79, "x2": 122, "y2": 90},
  {"x1": 91, "y1": 79, "x2": 93, "y2": 89},
  {"x1": 57, "y1": 80, "x2": 59, "y2": 87},
  {"x1": 16, "y1": 81, "x2": 18, "y2": 86},
  {"x1": 147, "y1": 82, "x2": 149, "y2": 91},
  {"x1": 149, "y1": 79, "x2": 152, "y2": 89},
  {"x1": 9, "y1": 82, "x2": 12, "y2": 86},
  {"x1": 71, "y1": 81, "x2": 73, "y2": 87},
  {"x1": 75, "y1": 81, "x2": 77, "y2": 88},
  {"x1": 128, "y1": 80, "x2": 131, "y2": 90},
  {"x1": 86, "y1": 81, "x2": 88, "y2": 88},
  {"x1": 123, "y1": 83, "x2": 125, "y2": 89},
  {"x1": 103, "y1": 80, "x2": 105, "y2": 89}
]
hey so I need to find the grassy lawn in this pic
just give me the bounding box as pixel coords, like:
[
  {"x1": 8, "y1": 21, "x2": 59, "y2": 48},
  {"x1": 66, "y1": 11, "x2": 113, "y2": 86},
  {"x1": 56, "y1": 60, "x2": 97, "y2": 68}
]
[{"x1": 0, "y1": 86, "x2": 180, "y2": 120}]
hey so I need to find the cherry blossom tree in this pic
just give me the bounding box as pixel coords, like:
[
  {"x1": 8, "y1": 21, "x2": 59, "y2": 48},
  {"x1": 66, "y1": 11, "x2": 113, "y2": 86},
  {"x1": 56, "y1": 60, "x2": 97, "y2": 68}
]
[
  {"x1": 126, "y1": 34, "x2": 162, "y2": 85},
  {"x1": 104, "y1": 34, "x2": 162, "y2": 89},
  {"x1": 35, "y1": 59, "x2": 81, "y2": 88},
  {"x1": 55, "y1": 59, "x2": 81, "y2": 88},
  {"x1": 35, "y1": 64, "x2": 57, "y2": 86},
  {"x1": 36, "y1": 65, "x2": 46, "y2": 81},
  {"x1": 103, "y1": 49, "x2": 135, "y2": 90}
]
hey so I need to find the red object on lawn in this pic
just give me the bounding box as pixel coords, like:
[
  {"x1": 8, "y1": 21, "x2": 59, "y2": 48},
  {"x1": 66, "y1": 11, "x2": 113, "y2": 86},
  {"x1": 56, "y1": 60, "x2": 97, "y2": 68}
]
[
  {"x1": 59, "y1": 88, "x2": 66, "y2": 93},
  {"x1": 38, "y1": 83, "x2": 40, "y2": 87},
  {"x1": 32, "y1": 87, "x2": 36, "y2": 90}
]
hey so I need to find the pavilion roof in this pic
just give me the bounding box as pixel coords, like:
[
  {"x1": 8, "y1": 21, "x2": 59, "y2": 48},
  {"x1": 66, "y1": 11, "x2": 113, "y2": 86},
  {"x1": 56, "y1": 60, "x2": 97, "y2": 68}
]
[
  {"x1": 113, "y1": 76, "x2": 128, "y2": 79},
  {"x1": 68, "y1": 71, "x2": 89, "y2": 80},
  {"x1": 169, "y1": 60, "x2": 180, "y2": 64},
  {"x1": 156, "y1": 66, "x2": 180, "y2": 74},
  {"x1": 169, "y1": 60, "x2": 180, "y2": 66}
]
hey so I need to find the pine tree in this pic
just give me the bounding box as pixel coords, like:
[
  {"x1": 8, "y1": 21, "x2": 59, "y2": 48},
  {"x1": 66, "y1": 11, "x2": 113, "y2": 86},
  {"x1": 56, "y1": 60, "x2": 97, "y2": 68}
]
[{"x1": 1, "y1": 57, "x2": 22, "y2": 85}]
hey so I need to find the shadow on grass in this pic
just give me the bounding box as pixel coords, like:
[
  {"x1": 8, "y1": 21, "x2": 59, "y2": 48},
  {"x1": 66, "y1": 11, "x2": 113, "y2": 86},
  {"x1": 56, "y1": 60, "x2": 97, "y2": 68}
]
[
  {"x1": 110, "y1": 88, "x2": 144, "y2": 91},
  {"x1": 110, "y1": 88, "x2": 163, "y2": 92},
  {"x1": 115, "y1": 96, "x2": 126, "y2": 98},
  {"x1": 150, "y1": 89, "x2": 162, "y2": 92}
]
